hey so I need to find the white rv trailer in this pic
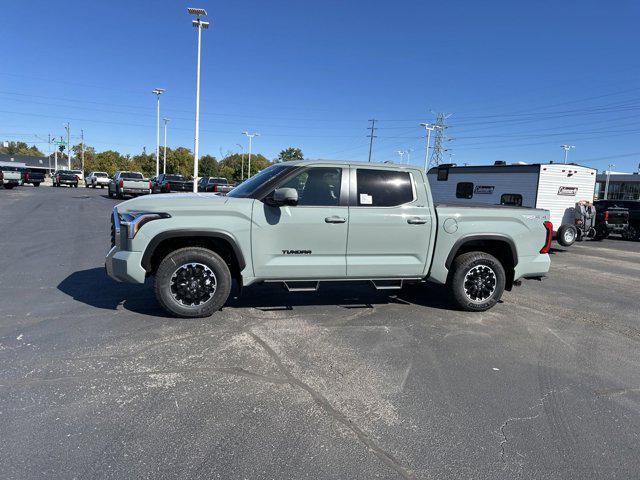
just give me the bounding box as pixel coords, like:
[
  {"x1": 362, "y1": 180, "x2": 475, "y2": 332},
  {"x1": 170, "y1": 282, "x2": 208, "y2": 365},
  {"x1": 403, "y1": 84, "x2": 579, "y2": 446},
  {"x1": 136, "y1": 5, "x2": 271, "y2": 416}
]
[{"x1": 427, "y1": 162, "x2": 597, "y2": 245}]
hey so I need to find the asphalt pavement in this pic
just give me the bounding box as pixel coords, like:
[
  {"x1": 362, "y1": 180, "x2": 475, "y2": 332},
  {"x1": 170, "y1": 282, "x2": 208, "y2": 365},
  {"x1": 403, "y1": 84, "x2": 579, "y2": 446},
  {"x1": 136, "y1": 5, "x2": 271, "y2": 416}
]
[{"x1": 1, "y1": 185, "x2": 639, "y2": 480}]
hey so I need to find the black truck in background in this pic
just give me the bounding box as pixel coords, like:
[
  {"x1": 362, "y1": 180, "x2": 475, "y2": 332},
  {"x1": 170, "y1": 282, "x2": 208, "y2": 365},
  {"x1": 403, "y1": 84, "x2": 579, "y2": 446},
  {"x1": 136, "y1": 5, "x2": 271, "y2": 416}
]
[
  {"x1": 594, "y1": 200, "x2": 640, "y2": 241},
  {"x1": 21, "y1": 169, "x2": 45, "y2": 187}
]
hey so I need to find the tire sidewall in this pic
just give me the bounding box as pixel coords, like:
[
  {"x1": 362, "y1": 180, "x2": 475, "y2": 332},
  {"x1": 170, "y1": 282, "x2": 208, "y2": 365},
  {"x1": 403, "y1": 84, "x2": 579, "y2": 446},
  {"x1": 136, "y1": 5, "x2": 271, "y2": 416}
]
[
  {"x1": 155, "y1": 247, "x2": 232, "y2": 318},
  {"x1": 557, "y1": 224, "x2": 576, "y2": 247},
  {"x1": 450, "y1": 252, "x2": 506, "y2": 312}
]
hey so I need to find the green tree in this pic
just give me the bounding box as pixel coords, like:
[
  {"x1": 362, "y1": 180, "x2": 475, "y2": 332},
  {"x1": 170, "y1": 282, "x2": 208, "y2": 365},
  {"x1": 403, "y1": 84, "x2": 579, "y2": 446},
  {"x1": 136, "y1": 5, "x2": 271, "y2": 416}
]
[
  {"x1": 131, "y1": 151, "x2": 156, "y2": 178},
  {"x1": 199, "y1": 154, "x2": 218, "y2": 177},
  {"x1": 219, "y1": 153, "x2": 272, "y2": 182},
  {"x1": 166, "y1": 147, "x2": 194, "y2": 177},
  {"x1": 92, "y1": 150, "x2": 126, "y2": 175},
  {"x1": 0, "y1": 141, "x2": 44, "y2": 157},
  {"x1": 278, "y1": 147, "x2": 304, "y2": 162},
  {"x1": 71, "y1": 143, "x2": 96, "y2": 171}
]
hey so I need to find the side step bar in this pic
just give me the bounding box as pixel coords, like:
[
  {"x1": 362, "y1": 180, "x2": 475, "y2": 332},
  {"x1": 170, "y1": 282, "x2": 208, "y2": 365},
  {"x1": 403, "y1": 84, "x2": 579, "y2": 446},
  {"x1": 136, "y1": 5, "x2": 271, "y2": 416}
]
[
  {"x1": 282, "y1": 281, "x2": 320, "y2": 292},
  {"x1": 370, "y1": 279, "x2": 404, "y2": 290}
]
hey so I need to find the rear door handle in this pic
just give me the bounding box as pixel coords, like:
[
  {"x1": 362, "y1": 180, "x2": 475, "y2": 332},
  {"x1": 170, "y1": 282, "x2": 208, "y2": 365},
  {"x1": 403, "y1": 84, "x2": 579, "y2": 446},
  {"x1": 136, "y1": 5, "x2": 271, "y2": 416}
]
[
  {"x1": 325, "y1": 216, "x2": 347, "y2": 224},
  {"x1": 407, "y1": 217, "x2": 427, "y2": 225}
]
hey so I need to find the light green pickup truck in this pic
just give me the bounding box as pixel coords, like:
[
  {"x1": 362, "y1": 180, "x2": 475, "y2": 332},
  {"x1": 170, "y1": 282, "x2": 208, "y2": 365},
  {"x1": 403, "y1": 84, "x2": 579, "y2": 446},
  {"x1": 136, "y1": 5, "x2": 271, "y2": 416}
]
[{"x1": 106, "y1": 161, "x2": 552, "y2": 317}]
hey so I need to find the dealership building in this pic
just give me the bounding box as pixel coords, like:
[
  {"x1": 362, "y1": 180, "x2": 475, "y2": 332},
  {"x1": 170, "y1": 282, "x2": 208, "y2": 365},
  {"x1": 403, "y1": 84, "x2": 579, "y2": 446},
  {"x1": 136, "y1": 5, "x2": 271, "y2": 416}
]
[
  {"x1": 595, "y1": 171, "x2": 640, "y2": 200},
  {"x1": 0, "y1": 154, "x2": 56, "y2": 175}
]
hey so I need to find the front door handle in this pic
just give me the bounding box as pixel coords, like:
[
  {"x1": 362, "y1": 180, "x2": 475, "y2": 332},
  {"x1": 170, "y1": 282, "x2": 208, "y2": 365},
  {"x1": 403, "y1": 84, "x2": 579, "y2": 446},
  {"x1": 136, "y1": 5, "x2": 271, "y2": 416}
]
[
  {"x1": 407, "y1": 217, "x2": 427, "y2": 225},
  {"x1": 325, "y1": 216, "x2": 347, "y2": 224}
]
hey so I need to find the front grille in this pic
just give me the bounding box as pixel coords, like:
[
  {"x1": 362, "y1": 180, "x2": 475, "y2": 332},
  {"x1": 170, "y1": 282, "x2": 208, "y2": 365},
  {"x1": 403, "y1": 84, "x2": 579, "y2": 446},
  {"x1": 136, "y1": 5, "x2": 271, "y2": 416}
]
[{"x1": 110, "y1": 214, "x2": 116, "y2": 247}]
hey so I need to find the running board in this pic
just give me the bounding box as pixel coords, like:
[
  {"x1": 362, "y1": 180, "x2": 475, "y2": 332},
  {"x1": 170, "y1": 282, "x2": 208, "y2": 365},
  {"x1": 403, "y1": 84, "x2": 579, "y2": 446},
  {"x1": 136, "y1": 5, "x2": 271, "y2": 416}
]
[
  {"x1": 370, "y1": 279, "x2": 404, "y2": 290},
  {"x1": 282, "y1": 281, "x2": 320, "y2": 292}
]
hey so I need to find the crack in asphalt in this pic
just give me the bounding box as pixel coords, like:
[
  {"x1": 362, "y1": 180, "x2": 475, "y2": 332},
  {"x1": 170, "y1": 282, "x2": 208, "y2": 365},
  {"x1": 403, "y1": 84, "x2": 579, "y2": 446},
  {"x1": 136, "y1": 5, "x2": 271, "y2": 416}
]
[{"x1": 245, "y1": 330, "x2": 417, "y2": 480}]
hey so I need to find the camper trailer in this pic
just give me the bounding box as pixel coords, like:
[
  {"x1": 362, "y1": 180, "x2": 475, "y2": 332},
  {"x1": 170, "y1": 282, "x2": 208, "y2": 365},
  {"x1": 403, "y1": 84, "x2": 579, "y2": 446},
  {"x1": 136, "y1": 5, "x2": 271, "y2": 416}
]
[{"x1": 427, "y1": 162, "x2": 597, "y2": 246}]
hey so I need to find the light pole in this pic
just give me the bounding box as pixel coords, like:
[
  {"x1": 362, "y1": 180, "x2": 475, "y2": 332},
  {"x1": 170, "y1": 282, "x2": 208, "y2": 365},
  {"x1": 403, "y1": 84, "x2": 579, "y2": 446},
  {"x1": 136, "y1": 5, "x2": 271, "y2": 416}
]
[
  {"x1": 604, "y1": 164, "x2": 615, "y2": 200},
  {"x1": 64, "y1": 123, "x2": 71, "y2": 169},
  {"x1": 163, "y1": 118, "x2": 170, "y2": 174},
  {"x1": 396, "y1": 150, "x2": 406, "y2": 163},
  {"x1": 561, "y1": 144, "x2": 575, "y2": 164},
  {"x1": 188, "y1": 7, "x2": 210, "y2": 192},
  {"x1": 242, "y1": 131, "x2": 259, "y2": 178},
  {"x1": 420, "y1": 123, "x2": 439, "y2": 171},
  {"x1": 152, "y1": 88, "x2": 165, "y2": 177},
  {"x1": 81, "y1": 129, "x2": 85, "y2": 175},
  {"x1": 236, "y1": 143, "x2": 245, "y2": 180}
]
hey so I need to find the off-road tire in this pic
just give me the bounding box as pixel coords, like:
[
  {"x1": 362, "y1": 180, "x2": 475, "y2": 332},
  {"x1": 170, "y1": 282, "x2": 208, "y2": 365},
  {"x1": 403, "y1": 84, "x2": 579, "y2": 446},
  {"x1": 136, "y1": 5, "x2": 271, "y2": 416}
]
[
  {"x1": 155, "y1": 247, "x2": 232, "y2": 318},
  {"x1": 448, "y1": 251, "x2": 506, "y2": 312},
  {"x1": 557, "y1": 224, "x2": 576, "y2": 247},
  {"x1": 116, "y1": 188, "x2": 123, "y2": 199}
]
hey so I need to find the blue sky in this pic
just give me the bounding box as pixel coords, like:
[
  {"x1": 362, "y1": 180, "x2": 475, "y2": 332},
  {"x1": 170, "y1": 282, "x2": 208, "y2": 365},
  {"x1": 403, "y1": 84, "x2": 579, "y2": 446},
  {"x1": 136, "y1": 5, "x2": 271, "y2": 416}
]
[{"x1": 1, "y1": 0, "x2": 639, "y2": 171}]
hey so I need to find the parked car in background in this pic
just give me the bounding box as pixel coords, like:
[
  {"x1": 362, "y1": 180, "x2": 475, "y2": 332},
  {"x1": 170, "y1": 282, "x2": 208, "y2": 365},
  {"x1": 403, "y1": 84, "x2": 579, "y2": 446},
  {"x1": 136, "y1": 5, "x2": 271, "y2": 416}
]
[
  {"x1": 106, "y1": 161, "x2": 553, "y2": 317},
  {"x1": 151, "y1": 174, "x2": 194, "y2": 193},
  {"x1": 108, "y1": 171, "x2": 151, "y2": 199},
  {"x1": 0, "y1": 165, "x2": 22, "y2": 189},
  {"x1": 595, "y1": 200, "x2": 640, "y2": 241},
  {"x1": 197, "y1": 176, "x2": 233, "y2": 194},
  {"x1": 593, "y1": 202, "x2": 629, "y2": 239},
  {"x1": 85, "y1": 171, "x2": 110, "y2": 188},
  {"x1": 21, "y1": 169, "x2": 45, "y2": 187},
  {"x1": 71, "y1": 170, "x2": 84, "y2": 182},
  {"x1": 53, "y1": 170, "x2": 79, "y2": 187}
]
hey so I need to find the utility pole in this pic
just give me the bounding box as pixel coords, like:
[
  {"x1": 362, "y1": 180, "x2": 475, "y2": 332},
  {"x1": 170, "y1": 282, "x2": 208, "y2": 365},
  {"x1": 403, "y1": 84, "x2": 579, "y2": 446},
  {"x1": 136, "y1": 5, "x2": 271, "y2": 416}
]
[
  {"x1": 64, "y1": 123, "x2": 71, "y2": 169},
  {"x1": 604, "y1": 164, "x2": 615, "y2": 200},
  {"x1": 367, "y1": 119, "x2": 377, "y2": 162},
  {"x1": 406, "y1": 148, "x2": 413, "y2": 164},
  {"x1": 81, "y1": 129, "x2": 85, "y2": 175},
  {"x1": 163, "y1": 118, "x2": 169, "y2": 174},
  {"x1": 188, "y1": 7, "x2": 210, "y2": 192},
  {"x1": 47, "y1": 134, "x2": 52, "y2": 173},
  {"x1": 152, "y1": 88, "x2": 165, "y2": 178},
  {"x1": 242, "y1": 131, "x2": 259, "y2": 178},
  {"x1": 236, "y1": 143, "x2": 245, "y2": 180},
  {"x1": 429, "y1": 112, "x2": 452, "y2": 168},
  {"x1": 561, "y1": 144, "x2": 575, "y2": 164}
]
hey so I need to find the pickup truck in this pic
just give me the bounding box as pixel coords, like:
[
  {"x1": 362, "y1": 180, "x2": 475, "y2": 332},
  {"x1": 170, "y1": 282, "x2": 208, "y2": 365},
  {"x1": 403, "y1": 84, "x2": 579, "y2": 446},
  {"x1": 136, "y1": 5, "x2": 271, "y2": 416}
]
[
  {"x1": 22, "y1": 169, "x2": 45, "y2": 187},
  {"x1": 151, "y1": 174, "x2": 194, "y2": 193},
  {"x1": 85, "y1": 171, "x2": 110, "y2": 188},
  {"x1": 595, "y1": 200, "x2": 640, "y2": 241},
  {"x1": 105, "y1": 161, "x2": 552, "y2": 318},
  {"x1": 197, "y1": 176, "x2": 233, "y2": 194},
  {"x1": 53, "y1": 170, "x2": 79, "y2": 187},
  {"x1": 0, "y1": 166, "x2": 21, "y2": 189},
  {"x1": 108, "y1": 171, "x2": 151, "y2": 199}
]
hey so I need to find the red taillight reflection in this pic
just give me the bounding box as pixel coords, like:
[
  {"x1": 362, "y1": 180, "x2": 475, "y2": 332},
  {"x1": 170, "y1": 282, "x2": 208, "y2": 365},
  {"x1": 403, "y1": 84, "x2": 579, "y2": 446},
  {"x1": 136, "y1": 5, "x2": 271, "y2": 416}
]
[
  {"x1": 540, "y1": 221, "x2": 553, "y2": 254},
  {"x1": 119, "y1": 179, "x2": 124, "y2": 188}
]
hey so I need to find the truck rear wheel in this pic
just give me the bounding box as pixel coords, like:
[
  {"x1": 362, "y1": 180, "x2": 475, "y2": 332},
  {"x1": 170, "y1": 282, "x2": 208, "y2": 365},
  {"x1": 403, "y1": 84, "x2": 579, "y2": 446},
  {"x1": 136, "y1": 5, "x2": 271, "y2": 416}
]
[
  {"x1": 557, "y1": 224, "x2": 577, "y2": 246},
  {"x1": 154, "y1": 247, "x2": 232, "y2": 318},
  {"x1": 448, "y1": 251, "x2": 505, "y2": 312}
]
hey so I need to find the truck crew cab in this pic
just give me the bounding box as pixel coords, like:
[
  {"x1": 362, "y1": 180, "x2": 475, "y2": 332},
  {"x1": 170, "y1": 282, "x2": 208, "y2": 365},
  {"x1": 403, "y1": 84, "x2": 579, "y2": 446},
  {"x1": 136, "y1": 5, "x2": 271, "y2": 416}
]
[{"x1": 106, "y1": 161, "x2": 552, "y2": 318}]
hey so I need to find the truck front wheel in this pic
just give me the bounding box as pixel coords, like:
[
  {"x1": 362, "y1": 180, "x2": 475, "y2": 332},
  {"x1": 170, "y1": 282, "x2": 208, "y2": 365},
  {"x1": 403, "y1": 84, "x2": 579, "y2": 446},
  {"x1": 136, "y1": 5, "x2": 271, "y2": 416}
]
[
  {"x1": 154, "y1": 247, "x2": 232, "y2": 318},
  {"x1": 448, "y1": 251, "x2": 506, "y2": 312}
]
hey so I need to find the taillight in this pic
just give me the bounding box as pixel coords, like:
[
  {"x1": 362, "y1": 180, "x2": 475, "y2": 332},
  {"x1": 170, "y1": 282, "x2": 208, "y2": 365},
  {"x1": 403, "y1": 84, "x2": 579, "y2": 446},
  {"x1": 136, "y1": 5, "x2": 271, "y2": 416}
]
[
  {"x1": 603, "y1": 211, "x2": 609, "y2": 222},
  {"x1": 166, "y1": 182, "x2": 171, "y2": 191},
  {"x1": 119, "y1": 179, "x2": 124, "y2": 188},
  {"x1": 213, "y1": 184, "x2": 218, "y2": 192},
  {"x1": 149, "y1": 181, "x2": 152, "y2": 189},
  {"x1": 25, "y1": 173, "x2": 29, "y2": 181},
  {"x1": 540, "y1": 221, "x2": 553, "y2": 254}
]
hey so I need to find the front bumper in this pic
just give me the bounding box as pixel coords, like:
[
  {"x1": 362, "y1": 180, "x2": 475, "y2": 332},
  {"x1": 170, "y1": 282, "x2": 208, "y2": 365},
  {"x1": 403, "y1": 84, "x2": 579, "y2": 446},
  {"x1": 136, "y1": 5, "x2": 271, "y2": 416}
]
[{"x1": 105, "y1": 246, "x2": 147, "y2": 284}]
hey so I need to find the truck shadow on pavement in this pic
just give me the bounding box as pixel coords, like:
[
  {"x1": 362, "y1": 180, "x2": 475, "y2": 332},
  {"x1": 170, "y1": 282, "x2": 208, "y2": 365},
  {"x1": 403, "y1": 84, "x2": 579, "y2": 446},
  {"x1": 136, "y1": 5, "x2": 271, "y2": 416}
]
[{"x1": 58, "y1": 268, "x2": 458, "y2": 317}]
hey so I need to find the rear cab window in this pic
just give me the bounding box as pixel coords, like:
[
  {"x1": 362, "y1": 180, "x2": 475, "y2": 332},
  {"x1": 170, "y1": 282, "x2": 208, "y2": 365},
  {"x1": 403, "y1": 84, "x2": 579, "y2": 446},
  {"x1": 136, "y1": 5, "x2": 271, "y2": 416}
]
[{"x1": 355, "y1": 169, "x2": 414, "y2": 207}]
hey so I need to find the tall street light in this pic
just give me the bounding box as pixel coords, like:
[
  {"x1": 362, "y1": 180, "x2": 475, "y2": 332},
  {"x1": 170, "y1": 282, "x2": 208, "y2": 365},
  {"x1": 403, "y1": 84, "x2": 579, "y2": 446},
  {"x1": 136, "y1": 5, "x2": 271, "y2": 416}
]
[
  {"x1": 242, "y1": 131, "x2": 259, "y2": 178},
  {"x1": 561, "y1": 144, "x2": 575, "y2": 164},
  {"x1": 64, "y1": 123, "x2": 71, "y2": 169},
  {"x1": 188, "y1": 7, "x2": 210, "y2": 192},
  {"x1": 163, "y1": 118, "x2": 170, "y2": 174},
  {"x1": 152, "y1": 88, "x2": 165, "y2": 177},
  {"x1": 604, "y1": 164, "x2": 615, "y2": 200},
  {"x1": 420, "y1": 123, "x2": 440, "y2": 172},
  {"x1": 236, "y1": 143, "x2": 245, "y2": 180}
]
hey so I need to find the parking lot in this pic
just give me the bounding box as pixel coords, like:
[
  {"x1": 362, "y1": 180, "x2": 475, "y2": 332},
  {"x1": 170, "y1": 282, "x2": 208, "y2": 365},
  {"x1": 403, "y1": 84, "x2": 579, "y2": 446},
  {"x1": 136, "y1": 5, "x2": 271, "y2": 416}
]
[{"x1": 1, "y1": 185, "x2": 639, "y2": 479}]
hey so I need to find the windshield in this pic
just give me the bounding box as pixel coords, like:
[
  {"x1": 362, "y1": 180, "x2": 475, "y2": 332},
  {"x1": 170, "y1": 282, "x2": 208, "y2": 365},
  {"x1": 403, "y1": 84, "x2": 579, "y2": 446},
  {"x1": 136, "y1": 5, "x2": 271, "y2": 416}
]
[
  {"x1": 165, "y1": 175, "x2": 185, "y2": 181},
  {"x1": 120, "y1": 172, "x2": 143, "y2": 179},
  {"x1": 95, "y1": 172, "x2": 107, "y2": 177},
  {"x1": 227, "y1": 164, "x2": 292, "y2": 198}
]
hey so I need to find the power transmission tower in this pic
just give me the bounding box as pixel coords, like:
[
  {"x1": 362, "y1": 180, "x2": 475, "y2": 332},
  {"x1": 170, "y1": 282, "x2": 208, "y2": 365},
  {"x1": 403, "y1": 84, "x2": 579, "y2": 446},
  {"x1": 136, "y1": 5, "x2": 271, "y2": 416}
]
[
  {"x1": 367, "y1": 119, "x2": 377, "y2": 162},
  {"x1": 429, "y1": 112, "x2": 452, "y2": 168}
]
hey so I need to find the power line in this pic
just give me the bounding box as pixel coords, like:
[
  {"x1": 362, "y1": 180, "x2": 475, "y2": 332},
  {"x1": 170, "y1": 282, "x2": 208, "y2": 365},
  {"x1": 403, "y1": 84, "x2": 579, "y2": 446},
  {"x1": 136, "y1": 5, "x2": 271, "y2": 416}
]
[{"x1": 367, "y1": 119, "x2": 377, "y2": 162}]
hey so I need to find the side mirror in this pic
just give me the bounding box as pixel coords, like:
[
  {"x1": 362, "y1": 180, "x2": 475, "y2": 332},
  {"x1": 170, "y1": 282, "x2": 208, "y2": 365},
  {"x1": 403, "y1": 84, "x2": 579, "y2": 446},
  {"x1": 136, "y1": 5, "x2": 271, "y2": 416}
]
[{"x1": 271, "y1": 187, "x2": 298, "y2": 206}]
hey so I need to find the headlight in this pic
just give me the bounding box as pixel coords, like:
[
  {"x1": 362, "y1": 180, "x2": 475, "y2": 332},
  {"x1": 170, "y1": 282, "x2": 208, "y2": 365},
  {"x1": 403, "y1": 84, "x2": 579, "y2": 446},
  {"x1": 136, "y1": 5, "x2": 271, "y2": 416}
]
[{"x1": 117, "y1": 210, "x2": 170, "y2": 239}]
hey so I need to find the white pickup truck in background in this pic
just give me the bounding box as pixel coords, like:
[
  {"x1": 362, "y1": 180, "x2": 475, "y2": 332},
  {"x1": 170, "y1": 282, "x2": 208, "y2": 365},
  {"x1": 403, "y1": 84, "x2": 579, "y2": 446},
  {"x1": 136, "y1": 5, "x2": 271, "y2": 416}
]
[
  {"x1": 107, "y1": 171, "x2": 151, "y2": 199},
  {"x1": 0, "y1": 166, "x2": 22, "y2": 189}
]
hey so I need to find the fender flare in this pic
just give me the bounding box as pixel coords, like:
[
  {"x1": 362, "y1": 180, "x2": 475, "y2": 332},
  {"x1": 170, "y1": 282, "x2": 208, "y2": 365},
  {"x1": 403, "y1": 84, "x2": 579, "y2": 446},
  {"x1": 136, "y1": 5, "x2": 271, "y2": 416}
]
[
  {"x1": 141, "y1": 229, "x2": 246, "y2": 272},
  {"x1": 445, "y1": 234, "x2": 518, "y2": 270}
]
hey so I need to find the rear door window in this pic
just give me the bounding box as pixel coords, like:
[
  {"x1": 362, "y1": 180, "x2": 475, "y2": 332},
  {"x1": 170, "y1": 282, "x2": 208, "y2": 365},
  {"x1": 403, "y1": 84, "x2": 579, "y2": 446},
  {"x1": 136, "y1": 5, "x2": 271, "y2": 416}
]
[{"x1": 356, "y1": 169, "x2": 414, "y2": 207}]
